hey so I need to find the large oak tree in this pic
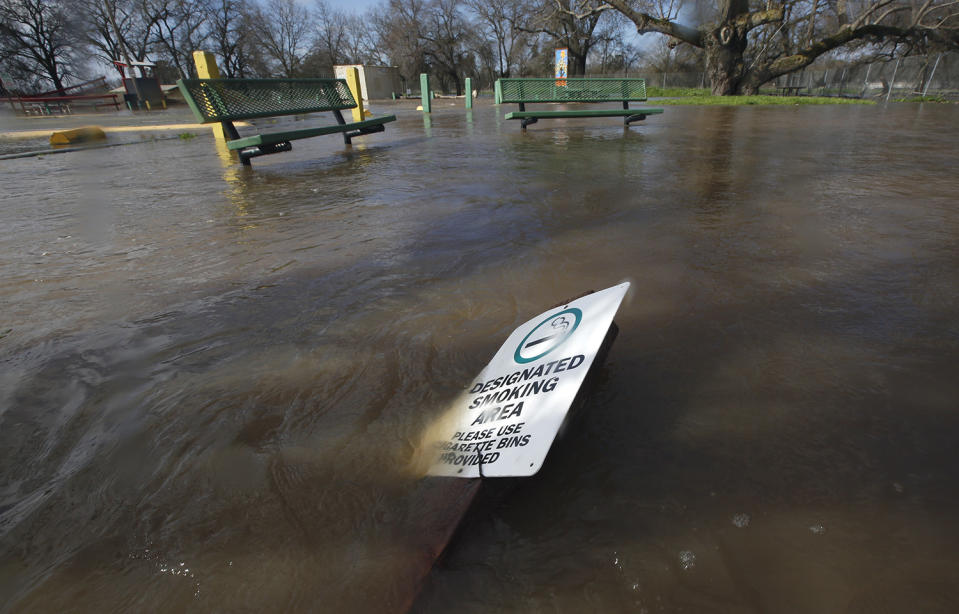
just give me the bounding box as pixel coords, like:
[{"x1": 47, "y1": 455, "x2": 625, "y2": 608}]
[{"x1": 562, "y1": 0, "x2": 959, "y2": 94}]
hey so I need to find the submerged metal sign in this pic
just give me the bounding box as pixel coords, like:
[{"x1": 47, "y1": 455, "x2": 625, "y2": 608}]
[{"x1": 429, "y1": 282, "x2": 629, "y2": 478}]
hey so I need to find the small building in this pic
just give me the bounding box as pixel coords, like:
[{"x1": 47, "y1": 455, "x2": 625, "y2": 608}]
[{"x1": 333, "y1": 65, "x2": 403, "y2": 102}]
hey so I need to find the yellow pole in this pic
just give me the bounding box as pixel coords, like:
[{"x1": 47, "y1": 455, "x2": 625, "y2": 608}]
[
  {"x1": 345, "y1": 67, "x2": 365, "y2": 122},
  {"x1": 192, "y1": 50, "x2": 226, "y2": 142}
]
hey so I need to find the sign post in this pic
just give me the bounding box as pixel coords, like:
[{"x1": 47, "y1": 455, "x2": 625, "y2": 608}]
[
  {"x1": 428, "y1": 282, "x2": 629, "y2": 478},
  {"x1": 420, "y1": 73, "x2": 431, "y2": 112},
  {"x1": 192, "y1": 51, "x2": 226, "y2": 142}
]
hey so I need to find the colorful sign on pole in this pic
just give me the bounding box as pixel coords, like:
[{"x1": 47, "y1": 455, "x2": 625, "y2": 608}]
[
  {"x1": 555, "y1": 48, "x2": 568, "y2": 86},
  {"x1": 427, "y1": 282, "x2": 630, "y2": 478}
]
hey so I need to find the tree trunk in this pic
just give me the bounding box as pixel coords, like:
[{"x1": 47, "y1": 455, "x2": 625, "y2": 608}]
[
  {"x1": 568, "y1": 50, "x2": 587, "y2": 76},
  {"x1": 703, "y1": 23, "x2": 748, "y2": 95},
  {"x1": 49, "y1": 72, "x2": 67, "y2": 96}
]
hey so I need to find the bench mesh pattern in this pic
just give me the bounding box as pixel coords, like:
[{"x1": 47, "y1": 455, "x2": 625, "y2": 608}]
[
  {"x1": 177, "y1": 78, "x2": 356, "y2": 122},
  {"x1": 499, "y1": 78, "x2": 647, "y2": 103}
]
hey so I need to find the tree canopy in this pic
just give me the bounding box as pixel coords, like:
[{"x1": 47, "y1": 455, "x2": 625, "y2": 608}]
[
  {"x1": 1, "y1": 0, "x2": 956, "y2": 95},
  {"x1": 565, "y1": 0, "x2": 959, "y2": 94}
]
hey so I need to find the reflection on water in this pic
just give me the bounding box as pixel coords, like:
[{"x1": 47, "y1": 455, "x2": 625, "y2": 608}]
[
  {"x1": 422, "y1": 113, "x2": 432, "y2": 138},
  {"x1": 1, "y1": 102, "x2": 958, "y2": 613}
]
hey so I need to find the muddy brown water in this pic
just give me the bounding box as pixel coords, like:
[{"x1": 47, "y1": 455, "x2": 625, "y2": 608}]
[{"x1": 1, "y1": 101, "x2": 958, "y2": 613}]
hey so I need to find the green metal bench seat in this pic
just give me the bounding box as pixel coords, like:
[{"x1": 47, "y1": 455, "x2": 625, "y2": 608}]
[
  {"x1": 496, "y1": 78, "x2": 663, "y2": 131},
  {"x1": 176, "y1": 77, "x2": 396, "y2": 165}
]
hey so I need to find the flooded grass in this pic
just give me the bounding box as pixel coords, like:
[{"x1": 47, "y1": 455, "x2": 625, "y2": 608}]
[
  {"x1": 657, "y1": 94, "x2": 875, "y2": 105},
  {"x1": 646, "y1": 86, "x2": 711, "y2": 98},
  {"x1": 647, "y1": 87, "x2": 874, "y2": 105}
]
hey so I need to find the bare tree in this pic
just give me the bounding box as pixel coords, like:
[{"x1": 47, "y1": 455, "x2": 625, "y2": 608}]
[
  {"x1": 1, "y1": 29, "x2": 40, "y2": 93},
  {"x1": 339, "y1": 12, "x2": 377, "y2": 64},
  {"x1": 80, "y1": 0, "x2": 157, "y2": 80},
  {"x1": 250, "y1": 0, "x2": 315, "y2": 77},
  {"x1": 313, "y1": 0, "x2": 348, "y2": 68},
  {"x1": 420, "y1": 0, "x2": 475, "y2": 94},
  {"x1": 466, "y1": 0, "x2": 530, "y2": 78},
  {"x1": 307, "y1": 0, "x2": 379, "y2": 74},
  {"x1": 145, "y1": 0, "x2": 212, "y2": 80},
  {"x1": 0, "y1": 0, "x2": 85, "y2": 94},
  {"x1": 559, "y1": 0, "x2": 959, "y2": 94},
  {"x1": 519, "y1": 0, "x2": 609, "y2": 76},
  {"x1": 371, "y1": 0, "x2": 430, "y2": 87},
  {"x1": 208, "y1": 0, "x2": 261, "y2": 77},
  {"x1": 589, "y1": 8, "x2": 639, "y2": 74}
]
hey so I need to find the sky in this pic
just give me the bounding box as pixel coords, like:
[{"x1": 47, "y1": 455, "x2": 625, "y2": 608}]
[{"x1": 322, "y1": 0, "x2": 380, "y2": 12}]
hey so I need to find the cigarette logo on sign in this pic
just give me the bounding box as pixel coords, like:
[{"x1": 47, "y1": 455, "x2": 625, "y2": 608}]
[{"x1": 514, "y1": 308, "x2": 582, "y2": 364}]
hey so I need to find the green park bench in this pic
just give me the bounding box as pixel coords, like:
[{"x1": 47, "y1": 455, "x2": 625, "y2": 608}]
[
  {"x1": 176, "y1": 77, "x2": 396, "y2": 165},
  {"x1": 496, "y1": 77, "x2": 664, "y2": 131}
]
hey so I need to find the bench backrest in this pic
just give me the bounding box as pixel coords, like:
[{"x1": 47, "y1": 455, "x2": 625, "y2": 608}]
[
  {"x1": 177, "y1": 78, "x2": 357, "y2": 123},
  {"x1": 498, "y1": 78, "x2": 647, "y2": 103}
]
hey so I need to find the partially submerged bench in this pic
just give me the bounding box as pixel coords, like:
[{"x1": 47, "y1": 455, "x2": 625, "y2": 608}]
[
  {"x1": 496, "y1": 78, "x2": 664, "y2": 130},
  {"x1": 176, "y1": 78, "x2": 396, "y2": 165}
]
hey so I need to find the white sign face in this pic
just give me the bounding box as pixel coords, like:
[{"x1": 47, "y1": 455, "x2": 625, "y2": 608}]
[{"x1": 428, "y1": 282, "x2": 629, "y2": 478}]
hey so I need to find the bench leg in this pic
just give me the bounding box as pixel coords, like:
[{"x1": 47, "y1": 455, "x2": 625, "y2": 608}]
[
  {"x1": 333, "y1": 109, "x2": 352, "y2": 145},
  {"x1": 221, "y1": 121, "x2": 253, "y2": 164},
  {"x1": 221, "y1": 120, "x2": 241, "y2": 140},
  {"x1": 521, "y1": 116, "x2": 538, "y2": 131},
  {"x1": 345, "y1": 124, "x2": 386, "y2": 140},
  {"x1": 624, "y1": 114, "x2": 647, "y2": 126},
  {"x1": 238, "y1": 141, "x2": 293, "y2": 165}
]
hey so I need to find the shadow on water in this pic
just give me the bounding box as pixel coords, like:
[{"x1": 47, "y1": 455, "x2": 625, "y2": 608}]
[{"x1": 1, "y1": 102, "x2": 958, "y2": 612}]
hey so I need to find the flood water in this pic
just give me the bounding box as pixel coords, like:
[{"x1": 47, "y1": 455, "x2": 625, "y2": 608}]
[{"x1": 1, "y1": 101, "x2": 958, "y2": 613}]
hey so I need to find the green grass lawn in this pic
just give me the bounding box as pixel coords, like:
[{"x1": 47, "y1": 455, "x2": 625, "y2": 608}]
[
  {"x1": 894, "y1": 95, "x2": 951, "y2": 103},
  {"x1": 645, "y1": 86, "x2": 711, "y2": 98}
]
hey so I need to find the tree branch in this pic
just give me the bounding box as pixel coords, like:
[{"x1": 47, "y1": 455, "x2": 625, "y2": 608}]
[
  {"x1": 603, "y1": 0, "x2": 702, "y2": 46},
  {"x1": 516, "y1": 24, "x2": 563, "y2": 41},
  {"x1": 552, "y1": 0, "x2": 613, "y2": 20},
  {"x1": 744, "y1": 22, "x2": 915, "y2": 90},
  {"x1": 549, "y1": 0, "x2": 702, "y2": 46},
  {"x1": 733, "y1": 6, "x2": 786, "y2": 31}
]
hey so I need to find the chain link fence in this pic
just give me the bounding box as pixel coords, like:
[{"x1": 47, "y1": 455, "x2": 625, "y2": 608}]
[
  {"x1": 591, "y1": 52, "x2": 959, "y2": 99},
  {"x1": 775, "y1": 53, "x2": 958, "y2": 100},
  {"x1": 586, "y1": 71, "x2": 707, "y2": 89}
]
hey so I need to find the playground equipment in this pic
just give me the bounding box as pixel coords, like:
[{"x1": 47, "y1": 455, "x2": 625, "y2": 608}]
[
  {"x1": 5, "y1": 93, "x2": 121, "y2": 115},
  {"x1": 3, "y1": 75, "x2": 120, "y2": 115},
  {"x1": 34, "y1": 76, "x2": 108, "y2": 97},
  {"x1": 114, "y1": 60, "x2": 165, "y2": 109}
]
